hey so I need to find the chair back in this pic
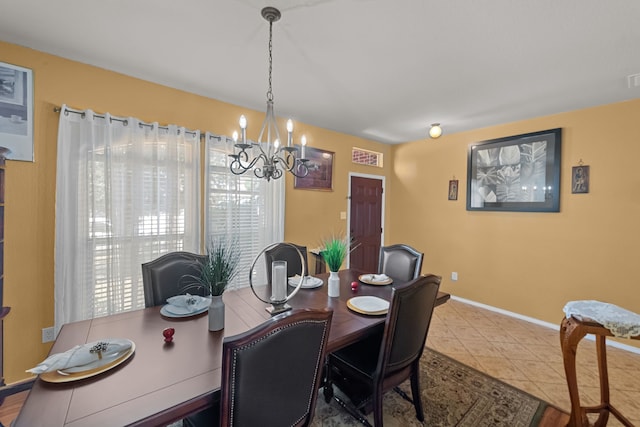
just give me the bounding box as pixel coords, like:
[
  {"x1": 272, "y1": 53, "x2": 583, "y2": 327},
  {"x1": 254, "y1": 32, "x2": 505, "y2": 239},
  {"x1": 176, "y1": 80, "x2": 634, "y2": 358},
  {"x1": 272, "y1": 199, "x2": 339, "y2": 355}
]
[
  {"x1": 220, "y1": 308, "x2": 332, "y2": 427},
  {"x1": 265, "y1": 242, "x2": 309, "y2": 283},
  {"x1": 141, "y1": 251, "x2": 207, "y2": 307},
  {"x1": 378, "y1": 244, "x2": 424, "y2": 282},
  {"x1": 378, "y1": 274, "x2": 441, "y2": 376}
]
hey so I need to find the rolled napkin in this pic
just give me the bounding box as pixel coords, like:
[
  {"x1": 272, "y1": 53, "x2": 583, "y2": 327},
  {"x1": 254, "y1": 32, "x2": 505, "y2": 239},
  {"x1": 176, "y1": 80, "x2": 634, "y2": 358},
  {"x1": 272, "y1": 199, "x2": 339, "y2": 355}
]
[
  {"x1": 27, "y1": 338, "x2": 132, "y2": 374},
  {"x1": 166, "y1": 294, "x2": 210, "y2": 314},
  {"x1": 368, "y1": 274, "x2": 390, "y2": 283}
]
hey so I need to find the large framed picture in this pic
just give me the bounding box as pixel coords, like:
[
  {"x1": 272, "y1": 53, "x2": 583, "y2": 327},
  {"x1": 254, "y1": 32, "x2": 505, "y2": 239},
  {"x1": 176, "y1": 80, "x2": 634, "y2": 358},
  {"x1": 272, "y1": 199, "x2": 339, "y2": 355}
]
[
  {"x1": 0, "y1": 61, "x2": 34, "y2": 161},
  {"x1": 466, "y1": 128, "x2": 561, "y2": 212},
  {"x1": 294, "y1": 146, "x2": 334, "y2": 190}
]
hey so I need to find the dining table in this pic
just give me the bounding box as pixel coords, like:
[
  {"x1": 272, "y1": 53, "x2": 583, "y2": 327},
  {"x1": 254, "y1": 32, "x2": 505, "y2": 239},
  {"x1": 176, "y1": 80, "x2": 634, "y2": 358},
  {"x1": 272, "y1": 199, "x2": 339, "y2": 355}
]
[{"x1": 14, "y1": 269, "x2": 450, "y2": 427}]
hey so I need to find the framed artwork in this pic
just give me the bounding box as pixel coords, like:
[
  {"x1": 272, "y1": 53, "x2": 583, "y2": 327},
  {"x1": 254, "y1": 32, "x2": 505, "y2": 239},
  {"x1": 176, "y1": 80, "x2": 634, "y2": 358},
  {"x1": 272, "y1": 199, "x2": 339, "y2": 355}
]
[
  {"x1": 294, "y1": 146, "x2": 334, "y2": 190},
  {"x1": 571, "y1": 165, "x2": 589, "y2": 194},
  {"x1": 466, "y1": 128, "x2": 562, "y2": 212},
  {"x1": 448, "y1": 180, "x2": 458, "y2": 200},
  {"x1": 0, "y1": 61, "x2": 34, "y2": 161}
]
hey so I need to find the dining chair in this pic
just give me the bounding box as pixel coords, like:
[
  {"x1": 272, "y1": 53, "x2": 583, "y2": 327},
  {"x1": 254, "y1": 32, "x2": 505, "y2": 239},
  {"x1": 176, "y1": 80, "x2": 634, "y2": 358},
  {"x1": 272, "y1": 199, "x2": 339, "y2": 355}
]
[
  {"x1": 141, "y1": 251, "x2": 207, "y2": 307},
  {"x1": 377, "y1": 244, "x2": 424, "y2": 282},
  {"x1": 184, "y1": 308, "x2": 333, "y2": 427},
  {"x1": 324, "y1": 274, "x2": 442, "y2": 427},
  {"x1": 265, "y1": 242, "x2": 309, "y2": 283}
]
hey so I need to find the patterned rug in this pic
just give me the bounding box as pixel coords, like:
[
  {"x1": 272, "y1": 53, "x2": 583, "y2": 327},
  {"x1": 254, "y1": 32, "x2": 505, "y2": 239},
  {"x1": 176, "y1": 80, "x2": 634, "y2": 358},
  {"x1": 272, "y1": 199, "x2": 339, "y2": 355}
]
[{"x1": 310, "y1": 348, "x2": 548, "y2": 427}]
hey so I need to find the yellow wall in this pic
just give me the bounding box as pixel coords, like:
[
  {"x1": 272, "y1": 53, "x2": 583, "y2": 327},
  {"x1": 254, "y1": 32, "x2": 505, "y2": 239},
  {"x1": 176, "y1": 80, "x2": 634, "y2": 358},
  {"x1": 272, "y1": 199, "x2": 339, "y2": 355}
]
[
  {"x1": 390, "y1": 99, "x2": 640, "y2": 346},
  {"x1": 0, "y1": 41, "x2": 391, "y2": 384},
  {"x1": 3, "y1": 39, "x2": 639, "y2": 385}
]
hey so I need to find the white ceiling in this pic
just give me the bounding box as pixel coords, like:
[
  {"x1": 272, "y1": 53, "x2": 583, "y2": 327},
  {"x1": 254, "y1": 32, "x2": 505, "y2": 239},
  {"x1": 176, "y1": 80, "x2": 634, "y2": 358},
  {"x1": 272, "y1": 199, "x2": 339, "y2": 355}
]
[{"x1": 1, "y1": 0, "x2": 639, "y2": 144}]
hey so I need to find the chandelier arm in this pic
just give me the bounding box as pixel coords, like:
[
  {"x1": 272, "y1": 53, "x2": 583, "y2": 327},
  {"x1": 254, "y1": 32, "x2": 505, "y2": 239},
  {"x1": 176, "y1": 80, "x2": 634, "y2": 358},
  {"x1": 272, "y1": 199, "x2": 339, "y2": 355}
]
[
  {"x1": 229, "y1": 150, "x2": 264, "y2": 175},
  {"x1": 275, "y1": 152, "x2": 309, "y2": 178}
]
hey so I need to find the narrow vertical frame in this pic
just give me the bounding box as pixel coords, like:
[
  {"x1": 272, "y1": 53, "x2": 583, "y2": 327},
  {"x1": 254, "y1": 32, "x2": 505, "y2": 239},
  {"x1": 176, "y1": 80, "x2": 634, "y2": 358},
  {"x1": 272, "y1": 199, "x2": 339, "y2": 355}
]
[{"x1": 0, "y1": 61, "x2": 34, "y2": 161}]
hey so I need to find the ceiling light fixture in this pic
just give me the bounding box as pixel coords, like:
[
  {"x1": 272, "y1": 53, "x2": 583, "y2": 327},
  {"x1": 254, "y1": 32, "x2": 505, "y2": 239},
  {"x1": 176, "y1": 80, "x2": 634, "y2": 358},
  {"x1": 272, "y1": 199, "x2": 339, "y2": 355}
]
[
  {"x1": 229, "y1": 6, "x2": 309, "y2": 181},
  {"x1": 429, "y1": 123, "x2": 442, "y2": 139}
]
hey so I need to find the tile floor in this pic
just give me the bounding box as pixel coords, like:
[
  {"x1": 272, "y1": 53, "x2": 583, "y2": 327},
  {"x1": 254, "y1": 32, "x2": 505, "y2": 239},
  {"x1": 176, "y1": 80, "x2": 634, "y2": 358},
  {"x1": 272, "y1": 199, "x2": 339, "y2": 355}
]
[{"x1": 427, "y1": 298, "x2": 640, "y2": 426}]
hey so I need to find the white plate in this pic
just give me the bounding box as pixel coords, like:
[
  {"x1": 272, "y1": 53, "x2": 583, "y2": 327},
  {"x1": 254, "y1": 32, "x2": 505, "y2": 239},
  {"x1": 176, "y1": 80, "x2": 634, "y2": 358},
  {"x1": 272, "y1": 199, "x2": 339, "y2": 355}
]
[
  {"x1": 161, "y1": 297, "x2": 211, "y2": 318},
  {"x1": 288, "y1": 275, "x2": 323, "y2": 289},
  {"x1": 347, "y1": 296, "x2": 390, "y2": 315},
  {"x1": 358, "y1": 274, "x2": 393, "y2": 286}
]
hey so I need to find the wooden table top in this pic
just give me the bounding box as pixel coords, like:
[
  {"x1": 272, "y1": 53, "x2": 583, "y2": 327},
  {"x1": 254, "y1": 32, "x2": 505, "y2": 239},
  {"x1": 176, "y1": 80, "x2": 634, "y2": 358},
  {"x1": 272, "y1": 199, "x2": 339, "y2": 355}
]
[{"x1": 15, "y1": 269, "x2": 449, "y2": 427}]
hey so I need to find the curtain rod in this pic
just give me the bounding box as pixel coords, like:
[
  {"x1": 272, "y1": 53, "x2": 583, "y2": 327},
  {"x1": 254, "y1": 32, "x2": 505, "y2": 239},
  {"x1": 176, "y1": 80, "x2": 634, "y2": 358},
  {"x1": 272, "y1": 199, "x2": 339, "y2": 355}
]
[{"x1": 54, "y1": 105, "x2": 205, "y2": 139}]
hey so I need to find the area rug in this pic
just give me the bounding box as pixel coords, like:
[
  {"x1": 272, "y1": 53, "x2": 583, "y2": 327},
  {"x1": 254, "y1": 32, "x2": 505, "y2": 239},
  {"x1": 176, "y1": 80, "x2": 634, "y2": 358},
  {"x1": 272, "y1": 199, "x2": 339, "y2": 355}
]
[{"x1": 310, "y1": 348, "x2": 548, "y2": 427}]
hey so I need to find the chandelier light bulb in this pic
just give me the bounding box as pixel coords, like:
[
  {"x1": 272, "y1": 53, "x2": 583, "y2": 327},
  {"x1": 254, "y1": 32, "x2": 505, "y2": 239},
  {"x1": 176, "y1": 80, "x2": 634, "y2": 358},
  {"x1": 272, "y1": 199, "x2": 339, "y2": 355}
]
[
  {"x1": 429, "y1": 123, "x2": 442, "y2": 139},
  {"x1": 232, "y1": 131, "x2": 238, "y2": 142},
  {"x1": 239, "y1": 115, "x2": 247, "y2": 129},
  {"x1": 301, "y1": 135, "x2": 307, "y2": 158}
]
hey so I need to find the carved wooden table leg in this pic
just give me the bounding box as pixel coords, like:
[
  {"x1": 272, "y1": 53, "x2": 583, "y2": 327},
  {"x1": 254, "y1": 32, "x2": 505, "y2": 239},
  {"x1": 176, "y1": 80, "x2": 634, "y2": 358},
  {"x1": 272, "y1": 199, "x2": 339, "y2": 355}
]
[
  {"x1": 560, "y1": 316, "x2": 588, "y2": 427},
  {"x1": 593, "y1": 334, "x2": 610, "y2": 426}
]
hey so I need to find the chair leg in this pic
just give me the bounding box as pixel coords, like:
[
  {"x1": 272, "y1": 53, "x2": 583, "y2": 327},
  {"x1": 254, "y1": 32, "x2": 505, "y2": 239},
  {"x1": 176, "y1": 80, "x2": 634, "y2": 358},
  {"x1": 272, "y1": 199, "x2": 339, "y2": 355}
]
[
  {"x1": 373, "y1": 388, "x2": 384, "y2": 427},
  {"x1": 323, "y1": 359, "x2": 334, "y2": 403},
  {"x1": 410, "y1": 370, "x2": 424, "y2": 422}
]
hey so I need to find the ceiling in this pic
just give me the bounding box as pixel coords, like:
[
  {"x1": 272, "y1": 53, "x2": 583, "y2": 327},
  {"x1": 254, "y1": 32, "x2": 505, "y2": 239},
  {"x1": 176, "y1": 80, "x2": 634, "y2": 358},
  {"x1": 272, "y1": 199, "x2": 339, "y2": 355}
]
[{"x1": 1, "y1": 0, "x2": 639, "y2": 144}]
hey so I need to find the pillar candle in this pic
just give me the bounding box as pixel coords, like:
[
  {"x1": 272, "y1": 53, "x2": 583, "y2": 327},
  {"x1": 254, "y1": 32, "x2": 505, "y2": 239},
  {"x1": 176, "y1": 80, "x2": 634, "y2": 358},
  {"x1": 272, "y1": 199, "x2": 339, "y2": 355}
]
[{"x1": 272, "y1": 260, "x2": 287, "y2": 302}]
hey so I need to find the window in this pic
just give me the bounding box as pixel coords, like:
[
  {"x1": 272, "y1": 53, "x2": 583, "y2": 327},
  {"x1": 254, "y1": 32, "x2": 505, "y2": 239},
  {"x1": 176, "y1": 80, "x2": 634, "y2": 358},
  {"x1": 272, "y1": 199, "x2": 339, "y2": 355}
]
[
  {"x1": 55, "y1": 107, "x2": 200, "y2": 330},
  {"x1": 352, "y1": 147, "x2": 383, "y2": 167},
  {"x1": 204, "y1": 134, "x2": 284, "y2": 290}
]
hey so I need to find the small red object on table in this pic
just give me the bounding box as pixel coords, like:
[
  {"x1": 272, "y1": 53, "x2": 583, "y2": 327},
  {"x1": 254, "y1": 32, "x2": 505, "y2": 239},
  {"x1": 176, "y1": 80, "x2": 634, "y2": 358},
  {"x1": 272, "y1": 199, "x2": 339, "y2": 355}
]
[
  {"x1": 350, "y1": 281, "x2": 358, "y2": 291},
  {"x1": 163, "y1": 327, "x2": 175, "y2": 343}
]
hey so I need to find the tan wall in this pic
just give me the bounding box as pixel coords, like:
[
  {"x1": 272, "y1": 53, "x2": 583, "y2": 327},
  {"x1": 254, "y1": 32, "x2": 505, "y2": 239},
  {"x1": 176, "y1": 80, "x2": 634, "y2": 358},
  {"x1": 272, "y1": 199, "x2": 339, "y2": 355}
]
[
  {"x1": 3, "y1": 39, "x2": 638, "y2": 385},
  {"x1": 0, "y1": 41, "x2": 390, "y2": 384},
  {"x1": 390, "y1": 99, "x2": 640, "y2": 349}
]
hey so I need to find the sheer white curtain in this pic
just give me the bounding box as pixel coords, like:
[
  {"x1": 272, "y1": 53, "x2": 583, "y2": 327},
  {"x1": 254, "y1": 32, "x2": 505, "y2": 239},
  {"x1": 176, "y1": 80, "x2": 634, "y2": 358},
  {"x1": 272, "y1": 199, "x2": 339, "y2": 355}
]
[
  {"x1": 204, "y1": 133, "x2": 284, "y2": 289},
  {"x1": 55, "y1": 105, "x2": 200, "y2": 331}
]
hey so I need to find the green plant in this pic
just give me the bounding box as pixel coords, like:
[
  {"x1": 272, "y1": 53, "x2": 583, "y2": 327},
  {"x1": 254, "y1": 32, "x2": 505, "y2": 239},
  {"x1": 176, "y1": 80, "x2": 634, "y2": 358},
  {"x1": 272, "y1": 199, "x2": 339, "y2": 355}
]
[
  {"x1": 184, "y1": 237, "x2": 241, "y2": 296},
  {"x1": 321, "y1": 235, "x2": 350, "y2": 272}
]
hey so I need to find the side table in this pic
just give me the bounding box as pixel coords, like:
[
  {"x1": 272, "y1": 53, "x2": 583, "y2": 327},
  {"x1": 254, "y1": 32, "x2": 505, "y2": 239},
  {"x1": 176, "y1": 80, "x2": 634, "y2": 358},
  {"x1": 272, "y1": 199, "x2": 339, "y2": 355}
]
[{"x1": 560, "y1": 315, "x2": 638, "y2": 427}]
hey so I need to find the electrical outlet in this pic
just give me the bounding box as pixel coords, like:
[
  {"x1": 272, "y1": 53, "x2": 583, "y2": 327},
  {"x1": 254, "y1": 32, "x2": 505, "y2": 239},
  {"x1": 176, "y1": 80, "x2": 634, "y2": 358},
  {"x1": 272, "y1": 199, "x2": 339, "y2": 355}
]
[
  {"x1": 42, "y1": 327, "x2": 56, "y2": 343},
  {"x1": 451, "y1": 272, "x2": 458, "y2": 281}
]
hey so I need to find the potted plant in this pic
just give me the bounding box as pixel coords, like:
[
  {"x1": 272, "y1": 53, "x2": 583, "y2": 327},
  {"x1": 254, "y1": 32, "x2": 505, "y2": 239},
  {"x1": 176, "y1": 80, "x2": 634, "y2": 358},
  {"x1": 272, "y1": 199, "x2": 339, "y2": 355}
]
[
  {"x1": 321, "y1": 235, "x2": 350, "y2": 297},
  {"x1": 185, "y1": 236, "x2": 240, "y2": 331}
]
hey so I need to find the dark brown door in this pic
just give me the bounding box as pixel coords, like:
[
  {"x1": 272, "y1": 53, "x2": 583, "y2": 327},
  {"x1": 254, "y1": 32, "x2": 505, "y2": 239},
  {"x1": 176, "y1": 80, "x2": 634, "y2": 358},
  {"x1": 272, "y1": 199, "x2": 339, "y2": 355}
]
[{"x1": 349, "y1": 176, "x2": 383, "y2": 272}]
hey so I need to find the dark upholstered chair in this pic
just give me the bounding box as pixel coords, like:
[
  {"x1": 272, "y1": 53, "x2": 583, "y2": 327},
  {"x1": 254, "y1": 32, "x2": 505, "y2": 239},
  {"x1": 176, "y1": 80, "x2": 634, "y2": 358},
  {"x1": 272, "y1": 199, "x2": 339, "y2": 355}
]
[
  {"x1": 141, "y1": 251, "x2": 207, "y2": 307},
  {"x1": 265, "y1": 242, "x2": 309, "y2": 283},
  {"x1": 377, "y1": 244, "x2": 423, "y2": 283},
  {"x1": 324, "y1": 274, "x2": 441, "y2": 427},
  {"x1": 184, "y1": 308, "x2": 333, "y2": 427}
]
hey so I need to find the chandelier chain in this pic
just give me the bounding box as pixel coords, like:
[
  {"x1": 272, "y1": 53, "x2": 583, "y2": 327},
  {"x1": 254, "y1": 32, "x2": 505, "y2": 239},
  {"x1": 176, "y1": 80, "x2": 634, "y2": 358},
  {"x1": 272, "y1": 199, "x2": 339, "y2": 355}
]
[{"x1": 267, "y1": 19, "x2": 274, "y2": 102}]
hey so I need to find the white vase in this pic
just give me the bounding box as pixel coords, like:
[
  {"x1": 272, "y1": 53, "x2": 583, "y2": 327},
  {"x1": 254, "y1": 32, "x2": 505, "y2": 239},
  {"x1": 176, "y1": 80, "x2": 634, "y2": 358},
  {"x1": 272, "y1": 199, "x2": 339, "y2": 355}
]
[
  {"x1": 328, "y1": 271, "x2": 340, "y2": 297},
  {"x1": 208, "y1": 295, "x2": 225, "y2": 331}
]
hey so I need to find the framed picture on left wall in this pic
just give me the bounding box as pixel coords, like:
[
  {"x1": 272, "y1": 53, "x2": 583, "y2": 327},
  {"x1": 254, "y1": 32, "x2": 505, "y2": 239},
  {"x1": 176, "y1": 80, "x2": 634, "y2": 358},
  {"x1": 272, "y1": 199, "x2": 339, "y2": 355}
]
[{"x1": 0, "y1": 61, "x2": 34, "y2": 162}]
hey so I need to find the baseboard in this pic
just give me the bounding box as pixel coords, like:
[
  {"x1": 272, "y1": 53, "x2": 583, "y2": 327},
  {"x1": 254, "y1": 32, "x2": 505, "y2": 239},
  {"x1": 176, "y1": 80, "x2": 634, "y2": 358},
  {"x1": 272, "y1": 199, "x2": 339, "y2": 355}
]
[{"x1": 451, "y1": 295, "x2": 640, "y2": 355}]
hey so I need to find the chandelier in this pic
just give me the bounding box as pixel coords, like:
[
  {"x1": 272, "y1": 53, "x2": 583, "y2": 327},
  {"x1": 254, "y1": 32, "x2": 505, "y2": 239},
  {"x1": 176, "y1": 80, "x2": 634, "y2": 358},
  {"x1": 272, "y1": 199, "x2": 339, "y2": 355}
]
[{"x1": 229, "y1": 6, "x2": 309, "y2": 181}]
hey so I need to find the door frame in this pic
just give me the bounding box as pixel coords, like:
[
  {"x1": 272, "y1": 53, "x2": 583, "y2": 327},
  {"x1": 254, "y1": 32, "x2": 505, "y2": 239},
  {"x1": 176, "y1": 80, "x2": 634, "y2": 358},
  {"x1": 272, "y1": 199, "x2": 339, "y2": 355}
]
[{"x1": 347, "y1": 172, "x2": 386, "y2": 268}]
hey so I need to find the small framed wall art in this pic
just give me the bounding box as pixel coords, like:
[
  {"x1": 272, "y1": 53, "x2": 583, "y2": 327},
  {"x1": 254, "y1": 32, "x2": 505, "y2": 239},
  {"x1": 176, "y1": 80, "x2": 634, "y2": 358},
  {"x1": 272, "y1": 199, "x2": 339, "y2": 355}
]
[
  {"x1": 448, "y1": 179, "x2": 458, "y2": 200},
  {"x1": 294, "y1": 146, "x2": 334, "y2": 191},
  {"x1": 571, "y1": 164, "x2": 589, "y2": 194}
]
